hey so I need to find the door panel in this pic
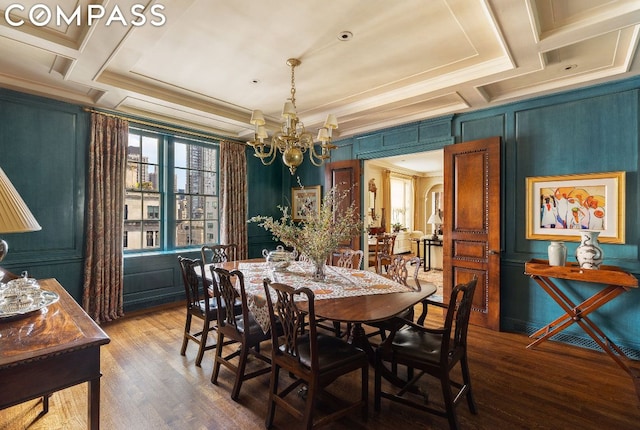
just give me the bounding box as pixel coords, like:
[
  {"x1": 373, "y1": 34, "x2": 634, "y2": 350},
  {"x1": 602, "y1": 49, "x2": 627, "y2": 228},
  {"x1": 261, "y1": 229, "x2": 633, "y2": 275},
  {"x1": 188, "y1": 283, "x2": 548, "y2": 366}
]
[
  {"x1": 325, "y1": 159, "x2": 362, "y2": 251},
  {"x1": 443, "y1": 136, "x2": 501, "y2": 330}
]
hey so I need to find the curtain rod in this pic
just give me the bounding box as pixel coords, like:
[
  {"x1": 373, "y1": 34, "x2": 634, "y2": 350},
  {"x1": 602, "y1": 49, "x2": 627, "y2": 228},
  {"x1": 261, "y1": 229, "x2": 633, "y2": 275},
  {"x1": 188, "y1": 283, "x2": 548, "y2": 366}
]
[{"x1": 83, "y1": 107, "x2": 245, "y2": 144}]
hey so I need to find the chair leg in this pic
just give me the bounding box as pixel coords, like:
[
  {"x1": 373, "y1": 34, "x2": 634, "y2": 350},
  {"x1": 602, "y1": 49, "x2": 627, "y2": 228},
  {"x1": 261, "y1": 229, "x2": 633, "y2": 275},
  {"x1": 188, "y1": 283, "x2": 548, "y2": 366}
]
[
  {"x1": 332, "y1": 321, "x2": 341, "y2": 337},
  {"x1": 180, "y1": 314, "x2": 192, "y2": 356},
  {"x1": 211, "y1": 332, "x2": 225, "y2": 384},
  {"x1": 440, "y1": 372, "x2": 459, "y2": 430},
  {"x1": 231, "y1": 343, "x2": 250, "y2": 401},
  {"x1": 265, "y1": 365, "x2": 280, "y2": 428},
  {"x1": 195, "y1": 319, "x2": 210, "y2": 367},
  {"x1": 41, "y1": 394, "x2": 50, "y2": 414},
  {"x1": 460, "y1": 355, "x2": 477, "y2": 414},
  {"x1": 302, "y1": 382, "x2": 318, "y2": 429}
]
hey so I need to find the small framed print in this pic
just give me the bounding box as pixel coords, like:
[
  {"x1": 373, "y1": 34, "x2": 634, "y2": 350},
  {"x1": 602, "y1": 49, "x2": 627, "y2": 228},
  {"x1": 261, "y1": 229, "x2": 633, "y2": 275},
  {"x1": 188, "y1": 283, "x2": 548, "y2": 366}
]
[
  {"x1": 525, "y1": 171, "x2": 625, "y2": 243},
  {"x1": 291, "y1": 185, "x2": 321, "y2": 222}
]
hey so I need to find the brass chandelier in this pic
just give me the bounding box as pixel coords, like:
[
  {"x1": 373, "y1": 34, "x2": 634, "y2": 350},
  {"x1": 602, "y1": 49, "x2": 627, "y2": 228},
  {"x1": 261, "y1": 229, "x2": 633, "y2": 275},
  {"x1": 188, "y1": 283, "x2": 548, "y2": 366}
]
[{"x1": 248, "y1": 58, "x2": 338, "y2": 175}]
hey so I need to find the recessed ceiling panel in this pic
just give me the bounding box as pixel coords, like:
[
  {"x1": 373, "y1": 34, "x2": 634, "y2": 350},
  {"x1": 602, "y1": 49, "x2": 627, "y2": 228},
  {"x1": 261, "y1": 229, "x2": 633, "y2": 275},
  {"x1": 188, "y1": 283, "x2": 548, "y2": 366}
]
[
  {"x1": 479, "y1": 28, "x2": 636, "y2": 102},
  {"x1": 535, "y1": 0, "x2": 623, "y2": 33},
  {"x1": 0, "y1": 0, "x2": 93, "y2": 47},
  {"x1": 115, "y1": 0, "x2": 505, "y2": 118},
  {"x1": 0, "y1": 37, "x2": 91, "y2": 96}
]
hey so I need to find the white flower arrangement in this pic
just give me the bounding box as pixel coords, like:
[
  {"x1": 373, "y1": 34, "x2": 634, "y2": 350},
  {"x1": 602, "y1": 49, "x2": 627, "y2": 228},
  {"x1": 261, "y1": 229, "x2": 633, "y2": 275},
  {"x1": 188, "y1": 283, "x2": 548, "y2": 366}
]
[{"x1": 248, "y1": 185, "x2": 363, "y2": 269}]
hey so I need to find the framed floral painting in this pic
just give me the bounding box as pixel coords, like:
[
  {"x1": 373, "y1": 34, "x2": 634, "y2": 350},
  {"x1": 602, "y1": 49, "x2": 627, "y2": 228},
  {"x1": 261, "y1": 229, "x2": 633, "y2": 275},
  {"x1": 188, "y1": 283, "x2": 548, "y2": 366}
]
[
  {"x1": 291, "y1": 185, "x2": 321, "y2": 222},
  {"x1": 525, "y1": 171, "x2": 625, "y2": 244}
]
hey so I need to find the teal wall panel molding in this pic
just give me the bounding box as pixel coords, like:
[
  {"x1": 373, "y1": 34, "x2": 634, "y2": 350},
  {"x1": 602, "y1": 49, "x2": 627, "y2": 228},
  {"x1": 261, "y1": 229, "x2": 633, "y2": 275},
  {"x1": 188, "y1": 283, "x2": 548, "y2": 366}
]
[{"x1": 0, "y1": 89, "x2": 87, "y2": 301}]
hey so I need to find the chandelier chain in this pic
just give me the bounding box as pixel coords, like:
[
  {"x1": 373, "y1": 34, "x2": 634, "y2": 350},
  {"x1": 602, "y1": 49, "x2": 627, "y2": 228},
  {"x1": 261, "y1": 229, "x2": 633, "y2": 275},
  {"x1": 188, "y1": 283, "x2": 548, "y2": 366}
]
[{"x1": 290, "y1": 61, "x2": 296, "y2": 108}]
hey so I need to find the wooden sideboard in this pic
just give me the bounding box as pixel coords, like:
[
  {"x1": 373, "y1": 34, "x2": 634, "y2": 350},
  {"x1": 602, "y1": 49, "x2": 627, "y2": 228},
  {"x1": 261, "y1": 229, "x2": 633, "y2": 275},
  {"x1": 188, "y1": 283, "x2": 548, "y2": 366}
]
[{"x1": 0, "y1": 278, "x2": 110, "y2": 429}]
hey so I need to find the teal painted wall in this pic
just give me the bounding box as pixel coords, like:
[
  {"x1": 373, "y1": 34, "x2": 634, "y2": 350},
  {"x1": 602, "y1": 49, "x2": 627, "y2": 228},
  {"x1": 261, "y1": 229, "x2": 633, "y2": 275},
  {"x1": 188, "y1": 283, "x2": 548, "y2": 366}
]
[
  {"x1": 0, "y1": 90, "x2": 87, "y2": 299},
  {"x1": 2, "y1": 75, "x2": 640, "y2": 357},
  {"x1": 454, "y1": 85, "x2": 640, "y2": 356},
  {"x1": 331, "y1": 78, "x2": 640, "y2": 356}
]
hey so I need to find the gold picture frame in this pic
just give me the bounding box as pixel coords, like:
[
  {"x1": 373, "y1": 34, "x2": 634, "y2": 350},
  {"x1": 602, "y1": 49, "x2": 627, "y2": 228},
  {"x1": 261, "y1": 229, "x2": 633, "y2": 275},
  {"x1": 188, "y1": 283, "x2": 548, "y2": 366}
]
[
  {"x1": 291, "y1": 185, "x2": 321, "y2": 222},
  {"x1": 525, "y1": 171, "x2": 625, "y2": 243}
]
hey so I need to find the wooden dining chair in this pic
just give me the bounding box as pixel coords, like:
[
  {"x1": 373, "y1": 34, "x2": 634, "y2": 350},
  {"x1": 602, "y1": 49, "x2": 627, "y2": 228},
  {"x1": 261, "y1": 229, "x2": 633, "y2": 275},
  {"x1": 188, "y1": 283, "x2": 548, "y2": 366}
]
[
  {"x1": 263, "y1": 279, "x2": 369, "y2": 429},
  {"x1": 365, "y1": 255, "x2": 422, "y2": 342},
  {"x1": 333, "y1": 248, "x2": 364, "y2": 269},
  {"x1": 318, "y1": 248, "x2": 365, "y2": 337},
  {"x1": 209, "y1": 266, "x2": 274, "y2": 400},
  {"x1": 368, "y1": 234, "x2": 396, "y2": 272},
  {"x1": 374, "y1": 276, "x2": 478, "y2": 430},
  {"x1": 201, "y1": 243, "x2": 238, "y2": 263},
  {"x1": 177, "y1": 256, "x2": 238, "y2": 366}
]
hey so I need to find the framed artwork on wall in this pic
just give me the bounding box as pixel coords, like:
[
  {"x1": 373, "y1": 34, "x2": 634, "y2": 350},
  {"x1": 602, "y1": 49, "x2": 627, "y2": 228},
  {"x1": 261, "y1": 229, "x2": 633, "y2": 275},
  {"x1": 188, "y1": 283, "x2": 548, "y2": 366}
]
[
  {"x1": 525, "y1": 171, "x2": 625, "y2": 243},
  {"x1": 291, "y1": 185, "x2": 321, "y2": 222}
]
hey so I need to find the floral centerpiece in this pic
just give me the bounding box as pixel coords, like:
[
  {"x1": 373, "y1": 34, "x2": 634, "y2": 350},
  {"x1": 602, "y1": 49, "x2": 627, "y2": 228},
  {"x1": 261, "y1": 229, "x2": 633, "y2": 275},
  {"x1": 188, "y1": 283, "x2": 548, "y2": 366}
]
[{"x1": 248, "y1": 185, "x2": 362, "y2": 281}]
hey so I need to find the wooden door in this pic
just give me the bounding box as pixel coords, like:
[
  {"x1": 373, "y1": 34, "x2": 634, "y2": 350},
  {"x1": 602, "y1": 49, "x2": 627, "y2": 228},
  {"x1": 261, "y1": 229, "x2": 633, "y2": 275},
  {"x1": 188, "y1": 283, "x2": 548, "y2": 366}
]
[
  {"x1": 443, "y1": 137, "x2": 501, "y2": 330},
  {"x1": 325, "y1": 159, "x2": 362, "y2": 251}
]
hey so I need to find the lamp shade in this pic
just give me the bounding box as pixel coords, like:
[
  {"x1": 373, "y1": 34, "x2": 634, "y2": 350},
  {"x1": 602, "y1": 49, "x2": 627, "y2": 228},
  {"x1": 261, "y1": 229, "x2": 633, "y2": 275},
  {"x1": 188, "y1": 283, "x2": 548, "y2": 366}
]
[
  {"x1": 427, "y1": 212, "x2": 442, "y2": 225},
  {"x1": 250, "y1": 110, "x2": 265, "y2": 126},
  {"x1": 256, "y1": 125, "x2": 268, "y2": 140},
  {"x1": 324, "y1": 114, "x2": 338, "y2": 129},
  {"x1": 0, "y1": 167, "x2": 41, "y2": 234},
  {"x1": 316, "y1": 128, "x2": 329, "y2": 142},
  {"x1": 282, "y1": 101, "x2": 296, "y2": 118}
]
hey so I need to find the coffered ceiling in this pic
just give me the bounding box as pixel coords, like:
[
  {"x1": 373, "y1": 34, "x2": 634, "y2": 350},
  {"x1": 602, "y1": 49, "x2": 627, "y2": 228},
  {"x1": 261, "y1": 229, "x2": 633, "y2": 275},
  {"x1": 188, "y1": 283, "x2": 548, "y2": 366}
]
[{"x1": 1, "y1": 0, "x2": 639, "y2": 142}]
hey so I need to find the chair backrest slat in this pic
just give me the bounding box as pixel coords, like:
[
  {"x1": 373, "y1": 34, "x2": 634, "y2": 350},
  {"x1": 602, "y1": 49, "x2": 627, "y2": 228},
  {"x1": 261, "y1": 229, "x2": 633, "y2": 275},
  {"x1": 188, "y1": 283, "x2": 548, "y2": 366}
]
[
  {"x1": 201, "y1": 244, "x2": 238, "y2": 264},
  {"x1": 178, "y1": 256, "x2": 209, "y2": 311},
  {"x1": 443, "y1": 276, "x2": 478, "y2": 355},
  {"x1": 333, "y1": 248, "x2": 364, "y2": 269},
  {"x1": 210, "y1": 267, "x2": 248, "y2": 330},
  {"x1": 264, "y1": 280, "x2": 318, "y2": 371},
  {"x1": 383, "y1": 255, "x2": 422, "y2": 290}
]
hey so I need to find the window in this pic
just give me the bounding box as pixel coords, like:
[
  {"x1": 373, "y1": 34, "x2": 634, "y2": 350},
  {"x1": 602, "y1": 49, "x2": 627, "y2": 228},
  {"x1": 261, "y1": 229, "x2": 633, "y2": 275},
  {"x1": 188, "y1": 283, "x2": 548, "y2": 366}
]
[
  {"x1": 124, "y1": 128, "x2": 219, "y2": 252},
  {"x1": 147, "y1": 205, "x2": 159, "y2": 219},
  {"x1": 174, "y1": 140, "x2": 219, "y2": 247},
  {"x1": 390, "y1": 176, "x2": 413, "y2": 230}
]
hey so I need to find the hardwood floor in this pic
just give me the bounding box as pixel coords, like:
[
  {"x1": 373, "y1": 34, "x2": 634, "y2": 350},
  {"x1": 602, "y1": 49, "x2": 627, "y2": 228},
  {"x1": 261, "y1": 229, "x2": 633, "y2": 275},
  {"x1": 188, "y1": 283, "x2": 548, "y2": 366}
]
[{"x1": 1, "y1": 303, "x2": 640, "y2": 430}]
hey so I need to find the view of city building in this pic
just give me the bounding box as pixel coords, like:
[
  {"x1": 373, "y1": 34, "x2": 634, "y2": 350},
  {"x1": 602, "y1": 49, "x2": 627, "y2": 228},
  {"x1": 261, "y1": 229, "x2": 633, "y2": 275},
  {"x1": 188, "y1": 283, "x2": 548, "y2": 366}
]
[{"x1": 124, "y1": 132, "x2": 218, "y2": 251}]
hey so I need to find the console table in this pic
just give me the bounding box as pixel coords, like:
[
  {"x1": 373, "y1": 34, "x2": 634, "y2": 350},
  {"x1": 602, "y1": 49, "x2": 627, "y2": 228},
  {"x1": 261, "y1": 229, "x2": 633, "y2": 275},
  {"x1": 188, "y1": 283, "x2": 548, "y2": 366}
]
[
  {"x1": 413, "y1": 237, "x2": 443, "y2": 271},
  {"x1": 0, "y1": 278, "x2": 110, "y2": 428},
  {"x1": 524, "y1": 259, "x2": 639, "y2": 397}
]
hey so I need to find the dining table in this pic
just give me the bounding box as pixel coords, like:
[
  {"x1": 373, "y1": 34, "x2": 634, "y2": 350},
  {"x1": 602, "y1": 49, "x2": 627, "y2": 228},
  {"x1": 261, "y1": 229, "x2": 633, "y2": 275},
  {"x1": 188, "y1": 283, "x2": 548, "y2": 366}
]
[{"x1": 200, "y1": 258, "x2": 437, "y2": 363}]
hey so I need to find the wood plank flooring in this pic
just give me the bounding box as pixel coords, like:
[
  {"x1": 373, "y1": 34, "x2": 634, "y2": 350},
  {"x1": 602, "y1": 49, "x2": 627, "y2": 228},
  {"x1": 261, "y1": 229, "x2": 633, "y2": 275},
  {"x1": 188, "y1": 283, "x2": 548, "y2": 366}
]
[{"x1": 1, "y1": 302, "x2": 640, "y2": 429}]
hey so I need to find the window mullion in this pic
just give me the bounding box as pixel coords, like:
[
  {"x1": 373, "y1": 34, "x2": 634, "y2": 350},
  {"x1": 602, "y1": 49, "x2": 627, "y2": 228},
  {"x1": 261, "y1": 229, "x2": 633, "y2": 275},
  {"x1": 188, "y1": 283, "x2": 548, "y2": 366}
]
[{"x1": 164, "y1": 136, "x2": 175, "y2": 250}]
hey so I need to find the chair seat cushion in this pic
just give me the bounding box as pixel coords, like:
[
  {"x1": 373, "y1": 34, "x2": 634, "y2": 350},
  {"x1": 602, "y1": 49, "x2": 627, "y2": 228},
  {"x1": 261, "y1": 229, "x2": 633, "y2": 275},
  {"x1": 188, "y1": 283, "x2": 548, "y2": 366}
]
[
  {"x1": 390, "y1": 327, "x2": 444, "y2": 363},
  {"x1": 281, "y1": 333, "x2": 366, "y2": 371},
  {"x1": 198, "y1": 298, "x2": 242, "y2": 314},
  {"x1": 234, "y1": 313, "x2": 271, "y2": 342}
]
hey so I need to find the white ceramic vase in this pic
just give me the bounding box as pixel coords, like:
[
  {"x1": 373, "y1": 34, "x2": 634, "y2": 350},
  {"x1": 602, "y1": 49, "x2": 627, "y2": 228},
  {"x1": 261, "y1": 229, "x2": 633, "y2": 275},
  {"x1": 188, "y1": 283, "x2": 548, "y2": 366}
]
[
  {"x1": 547, "y1": 241, "x2": 567, "y2": 266},
  {"x1": 575, "y1": 231, "x2": 604, "y2": 269}
]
